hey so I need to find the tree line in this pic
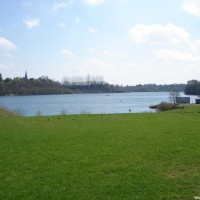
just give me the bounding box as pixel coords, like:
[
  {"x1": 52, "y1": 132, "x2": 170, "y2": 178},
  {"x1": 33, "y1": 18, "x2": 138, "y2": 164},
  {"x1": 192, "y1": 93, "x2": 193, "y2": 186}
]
[
  {"x1": 0, "y1": 73, "x2": 186, "y2": 96},
  {"x1": 62, "y1": 75, "x2": 104, "y2": 86}
]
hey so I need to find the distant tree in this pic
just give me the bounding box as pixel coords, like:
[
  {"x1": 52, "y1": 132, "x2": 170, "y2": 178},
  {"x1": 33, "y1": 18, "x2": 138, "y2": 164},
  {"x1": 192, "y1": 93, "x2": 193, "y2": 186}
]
[
  {"x1": 62, "y1": 76, "x2": 71, "y2": 86},
  {"x1": 0, "y1": 72, "x2": 187, "y2": 96},
  {"x1": 169, "y1": 91, "x2": 180, "y2": 105},
  {"x1": 185, "y1": 80, "x2": 200, "y2": 95},
  {"x1": 4, "y1": 78, "x2": 12, "y2": 83}
]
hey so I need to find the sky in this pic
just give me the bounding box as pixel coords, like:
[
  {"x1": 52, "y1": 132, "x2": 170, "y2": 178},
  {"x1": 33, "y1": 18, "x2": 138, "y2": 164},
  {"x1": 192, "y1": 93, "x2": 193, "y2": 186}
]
[{"x1": 0, "y1": 0, "x2": 200, "y2": 85}]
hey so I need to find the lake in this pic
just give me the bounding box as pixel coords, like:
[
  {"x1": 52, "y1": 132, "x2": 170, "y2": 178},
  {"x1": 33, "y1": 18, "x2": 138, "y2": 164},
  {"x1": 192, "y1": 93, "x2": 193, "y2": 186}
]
[{"x1": 0, "y1": 92, "x2": 196, "y2": 116}]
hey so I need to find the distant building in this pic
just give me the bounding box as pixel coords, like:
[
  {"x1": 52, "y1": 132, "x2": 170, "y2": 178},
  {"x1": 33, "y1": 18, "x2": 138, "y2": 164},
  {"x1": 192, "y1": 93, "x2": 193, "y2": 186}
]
[
  {"x1": 176, "y1": 97, "x2": 190, "y2": 104},
  {"x1": 195, "y1": 99, "x2": 200, "y2": 104}
]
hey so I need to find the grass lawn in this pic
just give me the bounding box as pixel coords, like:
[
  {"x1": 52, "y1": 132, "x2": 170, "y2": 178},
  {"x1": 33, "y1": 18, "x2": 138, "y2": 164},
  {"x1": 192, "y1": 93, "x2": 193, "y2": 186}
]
[{"x1": 0, "y1": 105, "x2": 200, "y2": 199}]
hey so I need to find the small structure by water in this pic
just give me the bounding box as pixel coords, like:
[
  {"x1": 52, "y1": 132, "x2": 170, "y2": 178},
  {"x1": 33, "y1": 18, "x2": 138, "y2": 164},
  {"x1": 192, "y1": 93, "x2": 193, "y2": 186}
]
[
  {"x1": 195, "y1": 99, "x2": 200, "y2": 104},
  {"x1": 176, "y1": 97, "x2": 190, "y2": 104}
]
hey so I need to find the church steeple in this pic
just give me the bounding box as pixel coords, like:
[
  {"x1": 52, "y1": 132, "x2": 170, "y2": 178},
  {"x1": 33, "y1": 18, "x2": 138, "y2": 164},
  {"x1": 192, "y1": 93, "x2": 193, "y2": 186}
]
[
  {"x1": 0, "y1": 73, "x2": 3, "y2": 82},
  {"x1": 25, "y1": 71, "x2": 28, "y2": 80}
]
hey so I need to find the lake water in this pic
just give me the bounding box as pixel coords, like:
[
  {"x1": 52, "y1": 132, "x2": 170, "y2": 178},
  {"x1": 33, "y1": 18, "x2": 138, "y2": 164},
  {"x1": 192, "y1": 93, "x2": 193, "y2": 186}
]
[{"x1": 0, "y1": 92, "x2": 196, "y2": 116}]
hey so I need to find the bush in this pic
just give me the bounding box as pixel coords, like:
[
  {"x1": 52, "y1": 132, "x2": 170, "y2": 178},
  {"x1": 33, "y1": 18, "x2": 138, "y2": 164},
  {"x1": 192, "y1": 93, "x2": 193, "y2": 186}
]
[{"x1": 156, "y1": 102, "x2": 179, "y2": 112}]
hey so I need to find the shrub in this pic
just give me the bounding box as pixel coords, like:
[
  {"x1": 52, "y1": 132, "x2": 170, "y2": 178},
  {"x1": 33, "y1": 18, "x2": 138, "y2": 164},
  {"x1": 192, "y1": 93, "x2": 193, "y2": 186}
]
[{"x1": 156, "y1": 102, "x2": 179, "y2": 112}]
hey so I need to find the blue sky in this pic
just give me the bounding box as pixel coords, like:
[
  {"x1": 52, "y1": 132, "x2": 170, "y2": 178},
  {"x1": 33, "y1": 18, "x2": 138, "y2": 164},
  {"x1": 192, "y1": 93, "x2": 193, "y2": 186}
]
[{"x1": 0, "y1": 0, "x2": 200, "y2": 85}]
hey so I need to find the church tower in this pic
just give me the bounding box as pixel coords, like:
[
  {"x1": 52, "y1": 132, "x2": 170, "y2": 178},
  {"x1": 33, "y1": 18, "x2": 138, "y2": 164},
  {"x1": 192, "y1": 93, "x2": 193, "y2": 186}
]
[
  {"x1": 25, "y1": 71, "x2": 28, "y2": 80},
  {"x1": 0, "y1": 73, "x2": 3, "y2": 82}
]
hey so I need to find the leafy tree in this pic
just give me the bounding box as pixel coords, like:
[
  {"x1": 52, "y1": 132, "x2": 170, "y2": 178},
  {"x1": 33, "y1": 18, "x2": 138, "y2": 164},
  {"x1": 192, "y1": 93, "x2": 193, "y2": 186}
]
[
  {"x1": 4, "y1": 78, "x2": 12, "y2": 83},
  {"x1": 185, "y1": 80, "x2": 200, "y2": 95}
]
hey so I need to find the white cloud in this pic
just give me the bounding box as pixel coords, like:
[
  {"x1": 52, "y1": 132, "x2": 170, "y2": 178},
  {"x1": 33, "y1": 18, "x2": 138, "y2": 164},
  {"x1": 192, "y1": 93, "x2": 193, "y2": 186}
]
[
  {"x1": 182, "y1": 0, "x2": 200, "y2": 17},
  {"x1": 61, "y1": 49, "x2": 74, "y2": 57},
  {"x1": 57, "y1": 22, "x2": 66, "y2": 29},
  {"x1": 122, "y1": 62, "x2": 139, "y2": 68},
  {"x1": 103, "y1": 50, "x2": 129, "y2": 59},
  {"x1": 0, "y1": 63, "x2": 7, "y2": 69},
  {"x1": 87, "y1": 58, "x2": 105, "y2": 66},
  {"x1": 88, "y1": 27, "x2": 97, "y2": 33},
  {"x1": 0, "y1": 37, "x2": 17, "y2": 51},
  {"x1": 52, "y1": 2, "x2": 67, "y2": 11},
  {"x1": 52, "y1": 0, "x2": 74, "y2": 11},
  {"x1": 75, "y1": 17, "x2": 80, "y2": 24},
  {"x1": 0, "y1": 62, "x2": 14, "y2": 70},
  {"x1": 88, "y1": 48, "x2": 95, "y2": 52},
  {"x1": 129, "y1": 22, "x2": 200, "y2": 81},
  {"x1": 129, "y1": 23, "x2": 189, "y2": 44},
  {"x1": 83, "y1": 0, "x2": 104, "y2": 6},
  {"x1": 21, "y1": 1, "x2": 32, "y2": 7},
  {"x1": 23, "y1": 17, "x2": 40, "y2": 29},
  {"x1": 155, "y1": 49, "x2": 200, "y2": 62},
  {"x1": 191, "y1": 40, "x2": 200, "y2": 52},
  {"x1": 129, "y1": 23, "x2": 200, "y2": 55}
]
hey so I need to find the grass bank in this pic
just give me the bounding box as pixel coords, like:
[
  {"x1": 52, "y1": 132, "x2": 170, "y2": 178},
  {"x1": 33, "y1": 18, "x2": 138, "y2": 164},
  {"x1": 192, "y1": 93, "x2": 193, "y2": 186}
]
[{"x1": 0, "y1": 105, "x2": 200, "y2": 199}]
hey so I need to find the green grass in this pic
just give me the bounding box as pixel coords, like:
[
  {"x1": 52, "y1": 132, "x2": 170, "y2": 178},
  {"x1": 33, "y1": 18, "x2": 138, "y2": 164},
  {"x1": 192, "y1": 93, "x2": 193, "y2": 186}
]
[{"x1": 0, "y1": 105, "x2": 200, "y2": 199}]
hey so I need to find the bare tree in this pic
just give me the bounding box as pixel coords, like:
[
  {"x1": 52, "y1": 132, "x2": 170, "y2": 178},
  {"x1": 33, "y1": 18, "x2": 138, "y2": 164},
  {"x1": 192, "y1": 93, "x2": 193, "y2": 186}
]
[
  {"x1": 62, "y1": 76, "x2": 70, "y2": 86},
  {"x1": 169, "y1": 91, "x2": 180, "y2": 105}
]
